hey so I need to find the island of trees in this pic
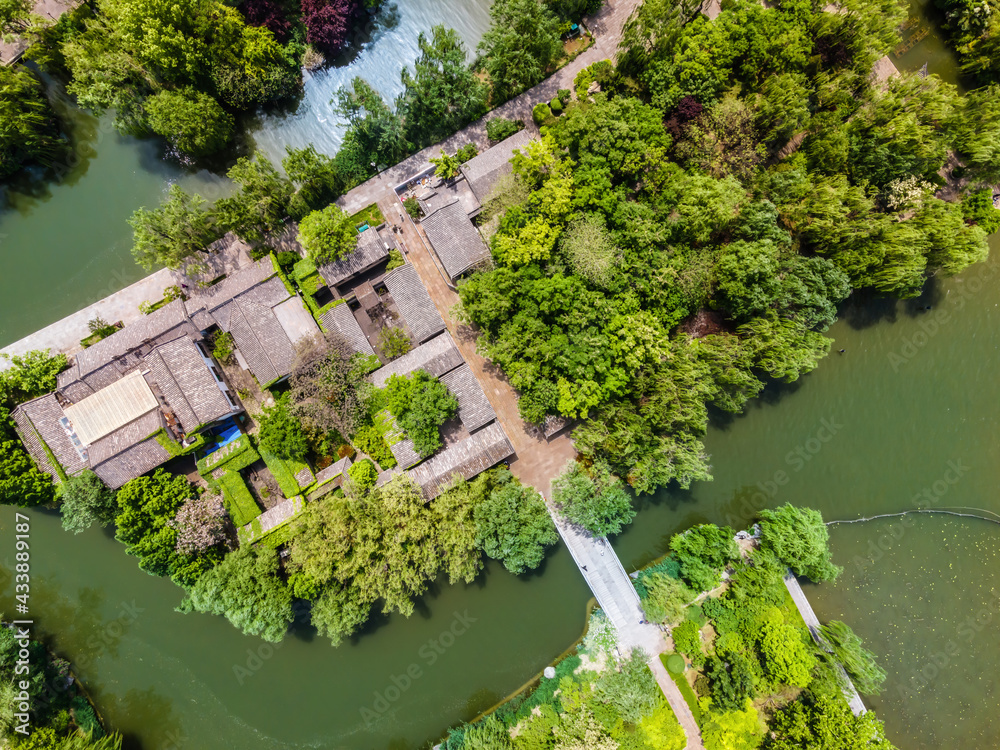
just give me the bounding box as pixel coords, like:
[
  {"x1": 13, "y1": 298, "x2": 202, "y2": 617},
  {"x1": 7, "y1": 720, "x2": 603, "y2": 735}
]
[{"x1": 442, "y1": 505, "x2": 896, "y2": 750}]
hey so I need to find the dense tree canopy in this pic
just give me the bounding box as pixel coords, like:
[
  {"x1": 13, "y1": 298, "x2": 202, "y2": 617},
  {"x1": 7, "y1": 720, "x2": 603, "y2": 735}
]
[
  {"x1": 477, "y1": 0, "x2": 562, "y2": 104},
  {"x1": 383, "y1": 370, "x2": 458, "y2": 457},
  {"x1": 473, "y1": 470, "x2": 558, "y2": 574},
  {"x1": 552, "y1": 461, "x2": 635, "y2": 536},
  {"x1": 0, "y1": 65, "x2": 64, "y2": 180},
  {"x1": 129, "y1": 184, "x2": 219, "y2": 270},
  {"x1": 59, "y1": 470, "x2": 117, "y2": 533}
]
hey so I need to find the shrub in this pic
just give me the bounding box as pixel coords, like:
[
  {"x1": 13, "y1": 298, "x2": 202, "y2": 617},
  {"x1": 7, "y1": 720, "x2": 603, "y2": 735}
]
[
  {"x1": 573, "y1": 58, "x2": 613, "y2": 99},
  {"x1": 87, "y1": 316, "x2": 116, "y2": 338},
  {"x1": 383, "y1": 370, "x2": 458, "y2": 457},
  {"x1": 386, "y1": 247, "x2": 404, "y2": 271},
  {"x1": 532, "y1": 101, "x2": 553, "y2": 125},
  {"x1": 275, "y1": 251, "x2": 300, "y2": 270},
  {"x1": 377, "y1": 326, "x2": 411, "y2": 361},
  {"x1": 486, "y1": 116, "x2": 524, "y2": 143},
  {"x1": 581, "y1": 609, "x2": 618, "y2": 656},
  {"x1": 403, "y1": 196, "x2": 422, "y2": 220},
  {"x1": 550, "y1": 96, "x2": 563, "y2": 114},
  {"x1": 258, "y1": 392, "x2": 310, "y2": 462},
  {"x1": 557, "y1": 87, "x2": 571, "y2": 106},
  {"x1": 456, "y1": 143, "x2": 478, "y2": 162},
  {"x1": 347, "y1": 458, "x2": 378, "y2": 494},
  {"x1": 962, "y1": 188, "x2": 1000, "y2": 233},
  {"x1": 212, "y1": 331, "x2": 235, "y2": 364}
]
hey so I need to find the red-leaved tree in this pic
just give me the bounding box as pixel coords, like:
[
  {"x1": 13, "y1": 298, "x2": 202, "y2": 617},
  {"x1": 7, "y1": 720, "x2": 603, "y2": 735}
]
[
  {"x1": 302, "y1": 0, "x2": 360, "y2": 56},
  {"x1": 242, "y1": 0, "x2": 295, "y2": 42}
]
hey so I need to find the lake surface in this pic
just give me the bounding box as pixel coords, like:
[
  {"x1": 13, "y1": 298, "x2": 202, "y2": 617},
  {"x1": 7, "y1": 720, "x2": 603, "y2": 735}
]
[{"x1": 2, "y1": 1, "x2": 999, "y2": 748}]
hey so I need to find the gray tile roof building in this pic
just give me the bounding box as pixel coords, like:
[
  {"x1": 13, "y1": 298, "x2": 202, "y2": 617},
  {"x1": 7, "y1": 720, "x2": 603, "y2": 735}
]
[
  {"x1": 377, "y1": 410, "x2": 423, "y2": 470},
  {"x1": 91, "y1": 437, "x2": 171, "y2": 489},
  {"x1": 460, "y1": 129, "x2": 535, "y2": 204},
  {"x1": 407, "y1": 422, "x2": 514, "y2": 499},
  {"x1": 370, "y1": 331, "x2": 463, "y2": 388},
  {"x1": 439, "y1": 364, "x2": 497, "y2": 433},
  {"x1": 11, "y1": 394, "x2": 88, "y2": 480},
  {"x1": 208, "y1": 275, "x2": 299, "y2": 387},
  {"x1": 382, "y1": 263, "x2": 446, "y2": 344},
  {"x1": 319, "y1": 303, "x2": 376, "y2": 357},
  {"x1": 144, "y1": 337, "x2": 235, "y2": 433},
  {"x1": 318, "y1": 227, "x2": 393, "y2": 288},
  {"x1": 420, "y1": 200, "x2": 491, "y2": 280}
]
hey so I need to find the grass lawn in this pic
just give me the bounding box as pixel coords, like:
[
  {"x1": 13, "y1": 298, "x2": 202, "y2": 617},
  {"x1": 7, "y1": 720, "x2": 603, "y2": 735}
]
[
  {"x1": 660, "y1": 653, "x2": 703, "y2": 726},
  {"x1": 351, "y1": 203, "x2": 386, "y2": 231}
]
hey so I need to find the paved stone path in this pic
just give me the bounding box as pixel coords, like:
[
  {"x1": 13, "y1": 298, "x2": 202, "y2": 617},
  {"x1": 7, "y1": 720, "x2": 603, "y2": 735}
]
[
  {"x1": 784, "y1": 571, "x2": 868, "y2": 716},
  {"x1": 1, "y1": 0, "x2": 79, "y2": 64}
]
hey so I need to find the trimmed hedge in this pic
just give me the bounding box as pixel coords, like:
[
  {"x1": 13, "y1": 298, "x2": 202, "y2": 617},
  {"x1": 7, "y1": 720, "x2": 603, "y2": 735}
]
[
  {"x1": 198, "y1": 433, "x2": 259, "y2": 475},
  {"x1": 259, "y1": 445, "x2": 315, "y2": 497},
  {"x1": 155, "y1": 429, "x2": 206, "y2": 458},
  {"x1": 219, "y1": 470, "x2": 262, "y2": 527}
]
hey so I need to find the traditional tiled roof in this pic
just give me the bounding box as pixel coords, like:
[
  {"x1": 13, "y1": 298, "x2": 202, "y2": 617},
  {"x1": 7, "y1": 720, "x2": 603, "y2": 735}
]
[
  {"x1": 87, "y1": 410, "x2": 164, "y2": 466},
  {"x1": 319, "y1": 304, "x2": 375, "y2": 357},
  {"x1": 420, "y1": 200, "x2": 490, "y2": 280},
  {"x1": 407, "y1": 422, "x2": 514, "y2": 499},
  {"x1": 315, "y1": 456, "x2": 352, "y2": 484},
  {"x1": 460, "y1": 128, "x2": 534, "y2": 204},
  {"x1": 91, "y1": 437, "x2": 171, "y2": 489},
  {"x1": 382, "y1": 264, "x2": 445, "y2": 344},
  {"x1": 370, "y1": 331, "x2": 463, "y2": 388},
  {"x1": 318, "y1": 228, "x2": 392, "y2": 288},
  {"x1": 61, "y1": 300, "x2": 196, "y2": 385},
  {"x1": 144, "y1": 337, "x2": 235, "y2": 433},
  {"x1": 11, "y1": 394, "x2": 88, "y2": 480},
  {"x1": 439, "y1": 364, "x2": 496, "y2": 433},
  {"x1": 211, "y1": 277, "x2": 297, "y2": 386},
  {"x1": 197, "y1": 257, "x2": 277, "y2": 308}
]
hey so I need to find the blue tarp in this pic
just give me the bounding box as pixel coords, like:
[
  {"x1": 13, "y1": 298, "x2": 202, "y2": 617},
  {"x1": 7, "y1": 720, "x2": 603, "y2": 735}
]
[{"x1": 202, "y1": 418, "x2": 242, "y2": 456}]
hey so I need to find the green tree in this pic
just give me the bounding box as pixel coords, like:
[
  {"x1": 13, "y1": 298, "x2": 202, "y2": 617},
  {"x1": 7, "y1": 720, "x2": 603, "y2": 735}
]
[
  {"x1": 641, "y1": 571, "x2": 694, "y2": 624},
  {"x1": 474, "y1": 476, "x2": 558, "y2": 574},
  {"x1": 0, "y1": 349, "x2": 68, "y2": 404},
  {"x1": 283, "y1": 145, "x2": 345, "y2": 220},
  {"x1": 552, "y1": 461, "x2": 635, "y2": 536},
  {"x1": 115, "y1": 469, "x2": 218, "y2": 585},
  {"x1": 397, "y1": 25, "x2": 489, "y2": 147},
  {"x1": 0, "y1": 0, "x2": 32, "y2": 34},
  {"x1": 334, "y1": 77, "x2": 409, "y2": 169},
  {"x1": 257, "y1": 392, "x2": 309, "y2": 462},
  {"x1": 819, "y1": 620, "x2": 887, "y2": 695},
  {"x1": 477, "y1": 0, "x2": 562, "y2": 104},
  {"x1": 346, "y1": 458, "x2": 378, "y2": 495},
  {"x1": 376, "y1": 326, "x2": 411, "y2": 361},
  {"x1": 144, "y1": 86, "x2": 233, "y2": 156},
  {"x1": 128, "y1": 184, "x2": 219, "y2": 270},
  {"x1": 297, "y1": 204, "x2": 358, "y2": 263},
  {"x1": 670, "y1": 523, "x2": 739, "y2": 592},
  {"x1": 758, "y1": 504, "x2": 841, "y2": 582},
  {"x1": 179, "y1": 546, "x2": 293, "y2": 642},
  {"x1": 759, "y1": 609, "x2": 816, "y2": 688},
  {"x1": 0, "y1": 65, "x2": 64, "y2": 180},
  {"x1": 593, "y1": 648, "x2": 661, "y2": 723},
  {"x1": 714, "y1": 239, "x2": 782, "y2": 320},
  {"x1": 703, "y1": 699, "x2": 764, "y2": 750},
  {"x1": 59, "y1": 470, "x2": 117, "y2": 533},
  {"x1": 430, "y1": 149, "x2": 463, "y2": 179},
  {"x1": 383, "y1": 370, "x2": 458, "y2": 457},
  {"x1": 766, "y1": 693, "x2": 896, "y2": 750},
  {"x1": 215, "y1": 151, "x2": 293, "y2": 243}
]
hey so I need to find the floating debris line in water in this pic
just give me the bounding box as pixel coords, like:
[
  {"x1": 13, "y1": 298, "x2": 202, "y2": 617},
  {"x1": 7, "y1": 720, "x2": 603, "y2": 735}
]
[{"x1": 827, "y1": 507, "x2": 1000, "y2": 526}]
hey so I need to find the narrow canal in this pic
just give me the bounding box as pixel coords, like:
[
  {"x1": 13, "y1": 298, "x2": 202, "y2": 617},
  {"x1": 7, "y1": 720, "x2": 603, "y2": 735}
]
[{"x1": 2, "y1": 1, "x2": 998, "y2": 748}]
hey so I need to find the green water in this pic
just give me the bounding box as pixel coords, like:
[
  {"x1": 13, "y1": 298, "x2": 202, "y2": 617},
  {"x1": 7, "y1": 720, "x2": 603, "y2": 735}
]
[{"x1": 3, "y1": 1, "x2": 1000, "y2": 747}]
